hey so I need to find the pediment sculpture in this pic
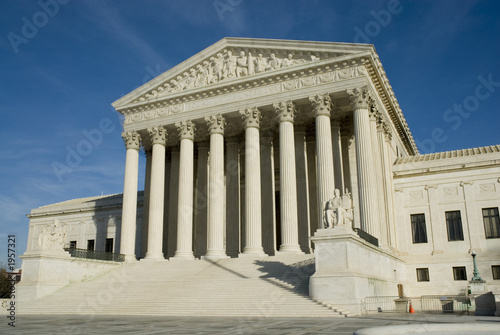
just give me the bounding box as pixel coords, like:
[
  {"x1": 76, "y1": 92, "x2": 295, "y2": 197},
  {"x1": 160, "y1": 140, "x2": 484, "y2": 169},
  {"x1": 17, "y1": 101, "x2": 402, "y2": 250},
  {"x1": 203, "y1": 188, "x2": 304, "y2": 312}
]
[
  {"x1": 37, "y1": 219, "x2": 67, "y2": 250},
  {"x1": 135, "y1": 50, "x2": 322, "y2": 103},
  {"x1": 323, "y1": 188, "x2": 354, "y2": 228}
]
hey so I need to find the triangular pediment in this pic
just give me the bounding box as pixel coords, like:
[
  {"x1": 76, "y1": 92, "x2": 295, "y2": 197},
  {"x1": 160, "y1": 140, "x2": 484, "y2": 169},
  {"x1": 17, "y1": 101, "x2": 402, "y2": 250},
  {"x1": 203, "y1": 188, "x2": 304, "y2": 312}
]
[{"x1": 112, "y1": 37, "x2": 374, "y2": 111}]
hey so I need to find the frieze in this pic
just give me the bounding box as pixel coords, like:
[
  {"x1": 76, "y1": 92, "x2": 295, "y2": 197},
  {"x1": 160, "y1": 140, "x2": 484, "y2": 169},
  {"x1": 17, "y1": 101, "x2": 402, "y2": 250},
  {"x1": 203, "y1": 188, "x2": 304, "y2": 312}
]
[
  {"x1": 123, "y1": 66, "x2": 367, "y2": 125},
  {"x1": 133, "y1": 49, "x2": 326, "y2": 103}
]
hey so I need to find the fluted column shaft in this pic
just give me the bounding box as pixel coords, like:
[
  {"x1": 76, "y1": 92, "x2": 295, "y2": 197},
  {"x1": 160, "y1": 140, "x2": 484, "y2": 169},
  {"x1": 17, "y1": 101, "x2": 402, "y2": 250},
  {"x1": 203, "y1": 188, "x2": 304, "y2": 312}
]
[
  {"x1": 309, "y1": 94, "x2": 335, "y2": 229},
  {"x1": 225, "y1": 137, "x2": 241, "y2": 257},
  {"x1": 377, "y1": 118, "x2": 392, "y2": 246},
  {"x1": 167, "y1": 147, "x2": 180, "y2": 257},
  {"x1": 140, "y1": 148, "x2": 152, "y2": 258},
  {"x1": 369, "y1": 110, "x2": 383, "y2": 240},
  {"x1": 174, "y1": 121, "x2": 196, "y2": 260},
  {"x1": 194, "y1": 142, "x2": 209, "y2": 258},
  {"x1": 204, "y1": 114, "x2": 228, "y2": 259},
  {"x1": 240, "y1": 108, "x2": 266, "y2": 256},
  {"x1": 260, "y1": 131, "x2": 276, "y2": 255},
  {"x1": 144, "y1": 126, "x2": 167, "y2": 260},
  {"x1": 331, "y1": 118, "x2": 344, "y2": 193},
  {"x1": 295, "y1": 126, "x2": 311, "y2": 253},
  {"x1": 348, "y1": 87, "x2": 378, "y2": 236},
  {"x1": 274, "y1": 101, "x2": 302, "y2": 254},
  {"x1": 120, "y1": 131, "x2": 141, "y2": 261}
]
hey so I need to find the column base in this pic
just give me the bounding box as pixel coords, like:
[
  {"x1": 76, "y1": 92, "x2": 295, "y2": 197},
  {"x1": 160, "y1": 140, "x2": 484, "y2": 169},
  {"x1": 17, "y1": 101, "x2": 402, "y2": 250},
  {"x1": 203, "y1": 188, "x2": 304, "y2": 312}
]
[
  {"x1": 172, "y1": 251, "x2": 195, "y2": 260},
  {"x1": 142, "y1": 252, "x2": 166, "y2": 261},
  {"x1": 239, "y1": 250, "x2": 268, "y2": 258},
  {"x1": 123, "y1": 254, "x2": 138, "y2": 262},
  {"x1": 277, "y1": 244, "x2": 304, "y2": 255},
  {"x1": 201, "y1": 253, "x2": 230, "y2": 261}
]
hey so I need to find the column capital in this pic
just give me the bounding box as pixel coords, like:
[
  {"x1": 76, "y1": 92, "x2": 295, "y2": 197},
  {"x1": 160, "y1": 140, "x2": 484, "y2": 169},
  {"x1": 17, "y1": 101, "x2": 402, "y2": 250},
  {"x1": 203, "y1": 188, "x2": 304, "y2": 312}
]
[
  {"x1": 383, "y1": 122, "x2": 393, "y2": 141},
  {"x1": 147, "y1": 126, "x2": 167, "y2": 146},
  {"x1": 347, "y1": 86, "x2": 371, "y2": 110},
  {"x1": 122, "y1": 131, "x2": 141, "y2": 150},
  {"x1": 175, "y1": 120, "x2": 196, "y2": 140},
  {"x1": 309, "y1": 93, "x2": 333, "y2": 117},
  {"x1": 240, "y1": 107, "x2": 261, "y2": 129},
  {"x1": 273, "y1": 100, "x2": 296, "y2": 123},
  {"x1": 205, "y1": 114, "x2": 225, "y2": 135}
]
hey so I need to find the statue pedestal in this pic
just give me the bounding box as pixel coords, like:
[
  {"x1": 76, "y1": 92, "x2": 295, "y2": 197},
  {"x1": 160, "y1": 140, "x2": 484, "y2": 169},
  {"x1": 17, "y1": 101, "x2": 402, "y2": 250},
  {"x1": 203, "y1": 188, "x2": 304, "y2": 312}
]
[
  {"x1": 309, "y1": 227, "x2": 404, "y2": 315},
  {"x1": 18, "y1": 248, "x2": 72, "y2": 301}
]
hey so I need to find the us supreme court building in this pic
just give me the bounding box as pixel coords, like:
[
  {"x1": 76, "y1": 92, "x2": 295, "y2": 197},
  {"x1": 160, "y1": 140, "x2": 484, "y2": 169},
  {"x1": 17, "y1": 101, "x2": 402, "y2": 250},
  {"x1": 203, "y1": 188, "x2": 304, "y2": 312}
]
[{"x1": 19, "y1": 38, "x2": 500, "y2": 315}]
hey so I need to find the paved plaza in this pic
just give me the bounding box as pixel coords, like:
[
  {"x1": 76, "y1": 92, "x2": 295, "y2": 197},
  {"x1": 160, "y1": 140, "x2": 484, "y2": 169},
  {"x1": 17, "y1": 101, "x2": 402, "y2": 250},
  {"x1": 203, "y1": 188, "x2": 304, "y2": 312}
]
[{"x1": 1, "y1": 313, "x2": 498, "y2": 334}]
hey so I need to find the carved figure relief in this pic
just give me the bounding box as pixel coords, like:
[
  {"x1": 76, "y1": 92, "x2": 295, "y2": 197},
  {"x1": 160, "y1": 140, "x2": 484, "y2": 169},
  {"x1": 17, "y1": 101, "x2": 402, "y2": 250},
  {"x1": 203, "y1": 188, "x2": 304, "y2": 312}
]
[
  {"x1": 133, "y1": 49, "x2": 324, "y2": 103},
  {"x1": 37, "y1": 220, "x2": 67, "y2": 250},
  {"x1": 479, "y1": 183, "x2": 496, "y2": 193}
]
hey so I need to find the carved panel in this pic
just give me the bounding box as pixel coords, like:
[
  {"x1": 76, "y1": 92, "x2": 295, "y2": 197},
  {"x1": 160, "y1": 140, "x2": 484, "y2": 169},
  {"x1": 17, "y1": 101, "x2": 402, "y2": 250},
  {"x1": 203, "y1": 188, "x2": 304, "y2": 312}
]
[
  {"x1": 443, "y1": 187, "x2": 458, "y2": 197},
  {"x1": 479, "y1": 183, "x2": 496, "y2": 193}
]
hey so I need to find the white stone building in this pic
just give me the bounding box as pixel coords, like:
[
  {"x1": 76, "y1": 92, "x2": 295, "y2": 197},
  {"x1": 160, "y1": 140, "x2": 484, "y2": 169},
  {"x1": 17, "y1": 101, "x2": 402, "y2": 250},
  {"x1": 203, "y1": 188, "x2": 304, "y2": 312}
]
[{"x1": 19, "y1": 38, "x2": 500, "y2": 315}]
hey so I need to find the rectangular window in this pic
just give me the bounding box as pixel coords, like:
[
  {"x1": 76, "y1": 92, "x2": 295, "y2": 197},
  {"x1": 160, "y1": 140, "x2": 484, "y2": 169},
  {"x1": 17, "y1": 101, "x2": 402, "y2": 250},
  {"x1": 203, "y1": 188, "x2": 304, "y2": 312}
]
[
  {"x1": 483, "y1": 208, "x2": 500, "y2": 238},
  {"x1": 492, "y1": 266, "x2": 500, "y2": 280},
  {"x1": 87, "y1": 239, "x2": 95, "y2": 251},
  {"x1": 453, "y1": 266, "x2": 467, "y2": 280},
  {"x1": 446, "y1": 211, "x2": 464, "y2": 241},
  {"x1": 411, "y1": 214, "x2": 428, "y2": 243},
  {"x1": 416, "y1": 268, "x2": 429, "y2": 282},
  {"x1": 69, "y1": 241, "x2": 77, "y2": 249},
  {"x1": 105, "y1": 238, "x2": 113, "y2": 253}
]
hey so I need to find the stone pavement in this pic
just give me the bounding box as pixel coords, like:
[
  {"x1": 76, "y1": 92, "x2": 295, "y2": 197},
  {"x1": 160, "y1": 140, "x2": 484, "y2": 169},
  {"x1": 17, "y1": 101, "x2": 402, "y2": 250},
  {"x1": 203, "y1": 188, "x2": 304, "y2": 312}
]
[{"x1": 1, "y1": 313, "x2": 498, "y2": 334}]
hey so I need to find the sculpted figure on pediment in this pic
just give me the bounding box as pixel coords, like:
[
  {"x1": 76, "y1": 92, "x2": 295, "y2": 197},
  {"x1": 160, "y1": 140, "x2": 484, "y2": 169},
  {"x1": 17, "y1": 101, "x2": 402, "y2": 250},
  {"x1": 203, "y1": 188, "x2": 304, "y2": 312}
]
[
  {"x1": 236, "y1": 51, "x2": 248, "y2": 77},
  {"x1": 223, "y1": 50, "x2": 237, "y2": 79},
  {"x1": 255, "y1": 53, "x2": 267, "y2": 73},
  {"x1": 196, "y1": 64, "x2": 209, "y2": 87},
  {"x1": 210, "y1": 53, "x2": 224, "y2": 83},
  {"x1": 282, "y1": 54, "x2": 296, "y2": 67},
  {"x1": 184, "y1": 68, "x2": 197, "y2": 90},
  {"x1": 267, "y1": 53, "x2": 281, "y2": 71},
  {"x1": 247, "y1": 52, "x2": 255, "y2": 75}
]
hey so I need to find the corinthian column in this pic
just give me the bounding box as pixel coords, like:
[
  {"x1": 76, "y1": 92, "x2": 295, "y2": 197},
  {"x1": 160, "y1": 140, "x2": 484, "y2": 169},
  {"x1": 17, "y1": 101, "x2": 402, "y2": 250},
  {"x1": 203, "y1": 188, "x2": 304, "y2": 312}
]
[
  {"x1": 347, "y1": 87, "x2": 378, "y2": 237},
  {"x1": 204, "y1": 114, "x2": 228, "y2": 260},
  {"x1": 120, "y1": 131, "x2": 141, "y2": 261},
  {"x1": 144, "y1": 126, "x2": 167, "y2": 260},
  {"x1": 173, "y1": 120, "x2": 196, "y2": 260},
  {"x1": 331, "y1": 116, "x2": 344, "y2": 193},
  {"x1": 239, "y1": 107, "x2": 266, "y2": 257},
  {"x1": 309, "y1": 93, "x2": 335, "y2": 229},
  {"x1": 274, "y1": 101, "x2": 302, "y2": 254}
]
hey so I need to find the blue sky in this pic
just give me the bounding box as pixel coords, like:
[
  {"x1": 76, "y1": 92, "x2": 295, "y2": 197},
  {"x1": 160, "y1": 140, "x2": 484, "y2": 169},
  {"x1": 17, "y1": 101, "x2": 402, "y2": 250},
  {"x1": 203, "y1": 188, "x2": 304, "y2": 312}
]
[{"x1": 1, "y1": 0, "x2": 499, "y2": 266}]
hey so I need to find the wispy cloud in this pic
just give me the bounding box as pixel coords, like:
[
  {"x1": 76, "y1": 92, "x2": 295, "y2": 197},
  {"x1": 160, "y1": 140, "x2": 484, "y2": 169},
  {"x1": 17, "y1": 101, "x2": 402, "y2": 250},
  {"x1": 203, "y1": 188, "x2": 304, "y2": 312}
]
[{"x1": 80, "y1": 1, "x2": 165, "y2": 66}]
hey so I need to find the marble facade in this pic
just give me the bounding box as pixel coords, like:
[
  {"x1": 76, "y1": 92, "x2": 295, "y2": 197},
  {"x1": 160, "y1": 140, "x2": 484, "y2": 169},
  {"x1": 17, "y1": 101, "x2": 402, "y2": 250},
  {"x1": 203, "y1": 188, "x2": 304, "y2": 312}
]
[{"x1": 20, "y1": 38, "x2": 500, "y2": 313}]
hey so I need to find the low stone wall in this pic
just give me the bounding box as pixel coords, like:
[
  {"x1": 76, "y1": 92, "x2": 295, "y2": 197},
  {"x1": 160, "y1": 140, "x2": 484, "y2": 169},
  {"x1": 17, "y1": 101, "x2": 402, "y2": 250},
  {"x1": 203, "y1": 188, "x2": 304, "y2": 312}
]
[{"x1": 17, "y1": 249, "x2": 121, "y2": 302}]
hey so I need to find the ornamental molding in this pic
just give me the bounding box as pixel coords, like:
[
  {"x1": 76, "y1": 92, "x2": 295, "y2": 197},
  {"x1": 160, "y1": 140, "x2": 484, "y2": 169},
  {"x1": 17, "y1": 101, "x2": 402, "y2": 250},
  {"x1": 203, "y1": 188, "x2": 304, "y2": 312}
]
[{"x1": 122, "y1": 65, "x2": 367, "y2": 125}]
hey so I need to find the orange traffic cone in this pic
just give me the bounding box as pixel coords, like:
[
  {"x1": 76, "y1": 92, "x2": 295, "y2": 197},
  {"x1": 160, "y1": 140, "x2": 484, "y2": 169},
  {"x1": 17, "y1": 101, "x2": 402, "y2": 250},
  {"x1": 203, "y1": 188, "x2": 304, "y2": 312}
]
[{"x1": 409, "y1": 302, "x2": 415, "y2": 313}]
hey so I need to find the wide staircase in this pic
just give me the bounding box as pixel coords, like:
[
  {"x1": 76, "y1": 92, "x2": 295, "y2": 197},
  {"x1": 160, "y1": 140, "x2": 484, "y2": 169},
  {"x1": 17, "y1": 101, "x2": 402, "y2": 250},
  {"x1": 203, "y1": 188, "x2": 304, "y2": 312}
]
[{"x1": 19, "y1": 254, "x2": 349, "y2": 317}]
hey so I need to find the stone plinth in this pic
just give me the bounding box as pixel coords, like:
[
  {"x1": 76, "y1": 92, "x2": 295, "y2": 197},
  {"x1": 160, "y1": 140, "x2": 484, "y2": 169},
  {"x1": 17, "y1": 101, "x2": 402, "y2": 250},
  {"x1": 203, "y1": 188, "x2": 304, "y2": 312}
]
[
  {"x1": 309, "y1": 226, "x2": 404, "y2": 315},
  {"x1": 18, "y1": 249, "x2": 120, "y2": 302}
]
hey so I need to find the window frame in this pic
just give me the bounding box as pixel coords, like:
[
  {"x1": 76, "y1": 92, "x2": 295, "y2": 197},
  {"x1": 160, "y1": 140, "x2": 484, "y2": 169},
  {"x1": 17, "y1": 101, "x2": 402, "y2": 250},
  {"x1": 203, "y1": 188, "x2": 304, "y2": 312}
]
[
  {"x1": 416, "y1": 268, "x2": 430, "y2": 282},
  {"x1": 452, "y1": 266, "x2": 467, "y2": 281},
  {"x1": 482, "y1": 207, "x2": 500, "y2": 239},
  {"x1": 492, "y1": 265, "x2": 500, "y2": 280},
  {"x1": 445, "y1": 210, "x2": 464, "y2": 241},
  {"x1": 411, "y1": 213, "x2": 428, "y2": 244},
  {"x1": 87, "y1": 239, "x2": 95, "y2": 251},
  {"x1": 69, "y1": 240, "x2": 77, "y2": 249}
]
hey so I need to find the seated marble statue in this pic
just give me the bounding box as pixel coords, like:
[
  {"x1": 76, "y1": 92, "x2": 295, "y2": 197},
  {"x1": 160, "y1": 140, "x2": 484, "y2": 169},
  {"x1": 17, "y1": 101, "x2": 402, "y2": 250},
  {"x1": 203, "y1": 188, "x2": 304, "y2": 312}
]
[{"x1": 323, "y1": 188, "x2": 354, "y2": 228}]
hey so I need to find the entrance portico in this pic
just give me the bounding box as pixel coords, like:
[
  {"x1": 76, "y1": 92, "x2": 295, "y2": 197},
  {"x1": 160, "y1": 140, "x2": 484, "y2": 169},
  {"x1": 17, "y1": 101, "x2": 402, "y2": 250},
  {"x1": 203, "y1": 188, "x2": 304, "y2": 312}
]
[{"x1": 113, "y1": 38, "x2": 417, "y2": 261}]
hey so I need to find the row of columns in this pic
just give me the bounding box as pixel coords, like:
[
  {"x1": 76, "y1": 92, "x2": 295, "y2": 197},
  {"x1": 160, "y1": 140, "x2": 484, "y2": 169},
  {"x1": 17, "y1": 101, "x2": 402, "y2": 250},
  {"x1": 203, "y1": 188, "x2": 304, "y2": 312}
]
[{"x1": 120, "y1": 87, "x2": 396, "y2": 261}]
